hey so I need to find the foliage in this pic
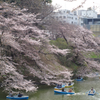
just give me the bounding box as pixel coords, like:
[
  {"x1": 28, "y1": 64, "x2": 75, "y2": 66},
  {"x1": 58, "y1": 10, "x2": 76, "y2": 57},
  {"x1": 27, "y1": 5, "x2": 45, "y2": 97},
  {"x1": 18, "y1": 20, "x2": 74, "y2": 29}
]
[
  {"x1": 87, "y1": 7, "x2": 92, "y2": 10},
  {"x1": 57, "y1": 53, "x2": 79, "y2": 76},
  {"x1": 43, "y1": 0, "x2": 52, "y2": 3},
  {"x1": 0, "y1": 0, "x2": 52, "y2": 13},
  {"x1": 57, "y1": 55, "x2": 67, "y2": 66},
  {"x1": 50, "y1": 37, "x2": 84, "y2": 75},
  {"x1": 0, "y1": 0, "x2": 52, "y2": 3},
  {"x1": 58, "y1": 52, "x2": 79, "y2": 66},
  {"x1": 71, "y1": 63, "x2": 78, "y2": 70}
]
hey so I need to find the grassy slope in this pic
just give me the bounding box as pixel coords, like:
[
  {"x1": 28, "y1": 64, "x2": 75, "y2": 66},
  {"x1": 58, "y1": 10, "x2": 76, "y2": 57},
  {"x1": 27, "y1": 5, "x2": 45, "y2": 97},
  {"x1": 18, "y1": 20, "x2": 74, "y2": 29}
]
[{"x1": 50, "y1": 38, "x2": 79, "y2": 72}]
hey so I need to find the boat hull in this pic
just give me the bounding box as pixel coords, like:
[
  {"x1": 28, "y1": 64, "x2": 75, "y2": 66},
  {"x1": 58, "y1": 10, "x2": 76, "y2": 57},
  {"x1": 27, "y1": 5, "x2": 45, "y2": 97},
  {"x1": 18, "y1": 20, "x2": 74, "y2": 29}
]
[
  {"x1": 54, "y1": 87, "x2": 63, "y2": 90},
  {"x1": 54, "y1": 90, "x2": 75, "y2": 94},
  {"x1": 88, "y1": 93, "x2": 95, "y2": 96},
  {"x1": 64, "y1": 83, "x2": 74, "y2": 88},
  {"x1": 6, "y1": 96, "x2": 29, "y2": 99},
  {"x1": 75, "y1": 78, "x2": 83, "y2": 81}
]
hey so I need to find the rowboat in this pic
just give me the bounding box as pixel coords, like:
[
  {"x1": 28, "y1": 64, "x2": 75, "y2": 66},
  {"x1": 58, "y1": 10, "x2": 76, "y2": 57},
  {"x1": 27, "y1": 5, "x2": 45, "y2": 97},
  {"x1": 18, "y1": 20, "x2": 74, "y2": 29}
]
[
  {"x1": 64, "y1": 82, "x2": 74, "y2": 88},
  {"x1": 54, "y1": 90, "x2": 75, "y2": 94},
  {"x1": 54, "y1": 84, "x2": 65, "y2": 90},
  {"x1": 75, "y1": 78, "x2": 83, "y2": 81},
  {"x1": 6, "y1": 95, "x2": 29, "y2": 99},
  {"x1": 88, "y1": 90, "x2": 96, "y2": 96}
]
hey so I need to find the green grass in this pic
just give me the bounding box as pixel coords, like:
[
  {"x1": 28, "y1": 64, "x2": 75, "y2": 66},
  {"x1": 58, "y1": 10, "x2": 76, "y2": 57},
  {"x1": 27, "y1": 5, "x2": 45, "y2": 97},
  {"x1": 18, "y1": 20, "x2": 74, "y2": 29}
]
[
  {"x1": 92, "y1": 34, "x2": 96, "y2": 37},
  {"x1": 31, "y1": 37, "x2": 37, "y2": 40},
  {"x1": 84, "y1": 52, "x2": 100, "y2": 59},
  {"x1": 50, "y1": 38, "x2": 68, "y2": 49},
  {"x1": 67, "y1": 62, "x2": 79, "y2": 71}
]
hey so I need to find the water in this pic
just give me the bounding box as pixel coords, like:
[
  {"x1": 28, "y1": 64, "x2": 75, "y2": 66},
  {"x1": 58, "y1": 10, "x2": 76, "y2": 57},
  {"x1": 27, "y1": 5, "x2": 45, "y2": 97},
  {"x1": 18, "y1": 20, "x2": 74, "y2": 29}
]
[
  {"x1": 1, "y1": 78, "x2": 100, "y2": 100},
  {"x1": 0, "y1": 88, "x2": 7, "y2": 100}
]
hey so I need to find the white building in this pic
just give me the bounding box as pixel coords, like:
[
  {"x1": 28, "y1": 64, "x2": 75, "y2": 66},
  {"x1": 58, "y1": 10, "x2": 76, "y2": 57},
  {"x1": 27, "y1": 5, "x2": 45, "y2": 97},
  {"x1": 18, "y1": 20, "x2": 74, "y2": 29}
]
[
  {"x1": 51, "y1": 9, "x2": 98, "y2": 26},
  {"x1": 77, "y1": 10, "x2": 97, "y2": 18},
  {"x1": 52, "y1": 9, "x2": 82, "y2": 25}
]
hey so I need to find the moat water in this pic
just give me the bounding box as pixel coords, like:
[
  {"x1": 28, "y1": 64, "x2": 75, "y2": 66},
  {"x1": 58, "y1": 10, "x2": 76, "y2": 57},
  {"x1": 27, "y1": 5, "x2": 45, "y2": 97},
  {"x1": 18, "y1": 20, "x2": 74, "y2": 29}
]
[{"x1": 1, "y1": 78, "x2": 100, "y2": 100}]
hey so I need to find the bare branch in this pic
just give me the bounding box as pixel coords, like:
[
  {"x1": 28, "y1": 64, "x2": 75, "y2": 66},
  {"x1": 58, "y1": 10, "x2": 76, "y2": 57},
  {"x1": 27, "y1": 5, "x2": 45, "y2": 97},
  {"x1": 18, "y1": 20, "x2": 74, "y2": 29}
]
[{"x1": 72, "y1": 0, "x2": 87, "y2": 11}]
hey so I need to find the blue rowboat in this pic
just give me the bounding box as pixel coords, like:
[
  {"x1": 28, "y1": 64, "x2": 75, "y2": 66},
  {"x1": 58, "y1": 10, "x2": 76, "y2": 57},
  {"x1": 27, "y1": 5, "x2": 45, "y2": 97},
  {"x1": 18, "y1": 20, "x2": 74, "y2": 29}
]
[
  {"x1": 75, "y1": 78, "x2": 83, "y2": 81},
  {"x1": 6, "y1": 95, "x2": 29, "y2": 99},
  {"x1": 88, "y1": 90, "x2": 96, "y2": 96},
  {"x1": 54, "y1": 90, "x2": 75, "y2": 94}
]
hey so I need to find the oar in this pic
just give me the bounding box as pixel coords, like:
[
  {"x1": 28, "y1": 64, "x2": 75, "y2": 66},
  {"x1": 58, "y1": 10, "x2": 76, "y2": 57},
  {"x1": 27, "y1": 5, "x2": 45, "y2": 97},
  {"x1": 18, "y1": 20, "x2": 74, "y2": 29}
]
[
  {"x1": 96, "y1": 92, "x2": 100, "y2": 95},
  {"x1": 85, "y1": 91, "x2": 89, "y2": 94}
]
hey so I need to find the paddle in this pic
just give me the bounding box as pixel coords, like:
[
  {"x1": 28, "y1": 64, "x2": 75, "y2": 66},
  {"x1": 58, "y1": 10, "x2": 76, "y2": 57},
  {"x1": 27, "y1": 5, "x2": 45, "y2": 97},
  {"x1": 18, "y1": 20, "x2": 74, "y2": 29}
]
[
  {"x1": 96, "y1": 92, "x2": 100, "y2": 95},
  {"x1": 85, "y1": 91, "x2": 89, "y2": 94}
]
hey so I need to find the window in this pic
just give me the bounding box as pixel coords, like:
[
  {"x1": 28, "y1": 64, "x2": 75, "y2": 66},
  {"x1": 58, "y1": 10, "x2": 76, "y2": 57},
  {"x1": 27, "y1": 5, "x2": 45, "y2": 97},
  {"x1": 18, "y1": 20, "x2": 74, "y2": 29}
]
[
  {"x1": 67, "y1": 11, "x2": 70, "y2": 13},
  {"x1": 56, "y1": 16, "x2": 58, "y2": 19},
  {"x1": 63, "y1": 16, "x2": 66, "y2": 18},
  {"x1": 59, "y1": 11, "x2": 62, "y2": 14},
  {"x1": 81, "y1": 19, "x2": 83, "y2": 21},
  {"x1": 74, "y1": 12, "x2": 76, "y2": 15},
  {"x1": 67, "y1": 16, "x2": 72, "y2": 19}
]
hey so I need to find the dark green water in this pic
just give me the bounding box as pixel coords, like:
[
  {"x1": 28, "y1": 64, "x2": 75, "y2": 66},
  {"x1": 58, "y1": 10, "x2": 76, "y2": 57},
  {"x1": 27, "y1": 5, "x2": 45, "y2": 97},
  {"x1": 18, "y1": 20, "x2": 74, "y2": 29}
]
[{"x1": 1, "y1": 78, "x2": 100, "y2": 100}]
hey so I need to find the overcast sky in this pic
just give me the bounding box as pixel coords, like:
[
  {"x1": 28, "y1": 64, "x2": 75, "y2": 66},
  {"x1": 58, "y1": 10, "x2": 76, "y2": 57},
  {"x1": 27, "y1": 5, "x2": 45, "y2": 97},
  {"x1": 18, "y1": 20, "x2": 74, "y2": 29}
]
[{"x1": 52, "y1": 0, "x2": 100, "y2": 13}]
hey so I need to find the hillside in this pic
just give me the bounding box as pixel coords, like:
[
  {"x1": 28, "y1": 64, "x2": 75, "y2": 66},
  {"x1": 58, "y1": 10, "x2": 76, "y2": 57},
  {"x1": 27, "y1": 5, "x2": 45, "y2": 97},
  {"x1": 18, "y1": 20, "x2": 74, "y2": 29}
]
[
  {"x1": 0, "y1": 3, "x2": 72, "y2": 92},
  {"x1": 0, "y1": 2, "x2": 100, "y2": 93}
]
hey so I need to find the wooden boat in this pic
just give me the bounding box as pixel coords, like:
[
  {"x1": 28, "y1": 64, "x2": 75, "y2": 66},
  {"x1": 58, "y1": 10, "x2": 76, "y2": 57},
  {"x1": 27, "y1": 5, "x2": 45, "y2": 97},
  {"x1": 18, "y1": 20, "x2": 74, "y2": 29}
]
[
  {"x1": 75, "y1": 78, "x2": 83, "y2": 81},
  {"x1": 88, "y1": 90, "x2": 96, "y2": 96},
  {"x1": 6, "y1": 95, "x2": 29, "y2": 99},
  {"x1": 54, "y1": 90, "x2": 75, "y2": 94},
  {"x1": 64, "y1": 82, "x2": 74, "y2": 88}
]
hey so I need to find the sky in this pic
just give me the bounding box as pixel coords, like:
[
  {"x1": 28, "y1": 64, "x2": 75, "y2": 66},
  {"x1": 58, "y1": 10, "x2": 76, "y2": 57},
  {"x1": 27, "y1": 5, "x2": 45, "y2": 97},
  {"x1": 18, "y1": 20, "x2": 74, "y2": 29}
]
[{"x1": 52, "y1": 0, "x2": 100, "y2": 13}]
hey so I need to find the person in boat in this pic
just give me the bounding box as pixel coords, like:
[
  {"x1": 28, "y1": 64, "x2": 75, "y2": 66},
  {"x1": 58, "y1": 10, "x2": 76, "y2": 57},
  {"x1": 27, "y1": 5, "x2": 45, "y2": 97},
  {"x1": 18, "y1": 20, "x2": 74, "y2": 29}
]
[
  {"x1": 68, "y1": 81, "x2": 71, "y2": 86},
  {"x1": 68, "y1": 88, "x2": 73, "y2": 92},
  {"x1": 62, "y1": 88, "x2": 65, "y2": 92},
  {"x1": 89, "y1": 87, "x2": 95, "y2": 94},
  {"x1": 57, "y1": 84, "x2": 62, "y2": 88},
  {"x1": 18, "y1": 92, "x2": 23, "y2": 97},
  {"x1": 9, "y1": 91, "x2": 13, "y2": 97},
  {"x1": 77, "y1": 76, "x2": 81, "y2": 79},
  {"x1": 56, "y1": 84, "x2": 59, "y2": 88}
]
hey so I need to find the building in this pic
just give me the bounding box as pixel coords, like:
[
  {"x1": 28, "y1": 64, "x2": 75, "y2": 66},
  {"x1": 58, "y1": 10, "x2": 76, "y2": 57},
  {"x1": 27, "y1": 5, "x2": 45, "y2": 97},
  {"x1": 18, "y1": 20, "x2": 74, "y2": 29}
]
[
  {"x1": 51, "y1": 8, "x2": 100, "y2": 36},
  {"x1": 51, "y1": 9, "x2": 98, "y2": 28},
  {"x1": 52, "y1": 9, "x2": 82, "y2": 25},
  {"x1": 77, "y1": 10, "x2": 97, "y2": 18},
  {"x1": 77, "y1": 9, "x2": 98, "y2": 26},
  {"x1": 82, "y1": 18, "x2": 100, "y2": 36},
  {"x1": 51, "y1": 9, "x2": 98, "y2": 26},
  {"x1": 80, "y1": 9, "x2": 100, "y2": 36}
]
